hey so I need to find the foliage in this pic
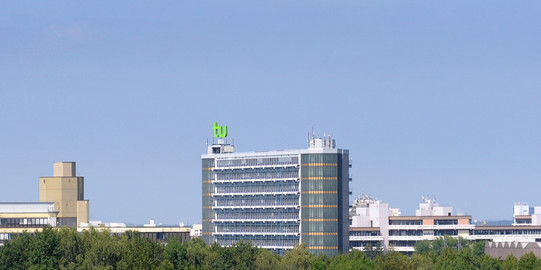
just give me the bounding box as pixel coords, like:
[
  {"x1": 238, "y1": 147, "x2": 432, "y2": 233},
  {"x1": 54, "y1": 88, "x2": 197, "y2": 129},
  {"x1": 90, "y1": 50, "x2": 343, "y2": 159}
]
[
  {"x1": 1, "y1": 229, "x2": 541, "y2": 269},
  {"x1": 327, "y1": 249, "x2": 373, "y2": 270},
  {"x1": 364, "y1": 242, "x2": 383, "y2": 259},
  {"x1": 280, "y1": 243, "x2": 315, "y2": 270},
  {"x1": 374, "y1": 251, "x2": 414, "y2": 270}
]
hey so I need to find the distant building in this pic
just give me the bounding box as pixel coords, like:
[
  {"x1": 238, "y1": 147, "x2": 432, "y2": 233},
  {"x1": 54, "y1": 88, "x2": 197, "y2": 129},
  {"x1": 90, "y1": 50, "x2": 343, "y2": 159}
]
[
  {"x1": 0, "y1": 202, "x2": 58, "y2": 245},
  {"x1": 0, "y1": 162, "x2": 89, "y2": 245},
  {"x1": 40, "y1": 162, "x2": 89, "y2": 227},
  {"x1": 191, "y1": 224, "x2": 202, "y2": 238},
  {"x1": 485, "y1": 242, "x2": 541, "y2": 259},
  {"x1": 350, "y1": 196, "x2": 472, "y2": 253},
  {"x1": 202, "y1": 131, "x2": 350, "y2": 256},
  {"x1": 350, "y1": 198, "x2": 541, "y2": 254},
  {"x1": 78, "y1": 220, "x2": 191, "y2": 243}
]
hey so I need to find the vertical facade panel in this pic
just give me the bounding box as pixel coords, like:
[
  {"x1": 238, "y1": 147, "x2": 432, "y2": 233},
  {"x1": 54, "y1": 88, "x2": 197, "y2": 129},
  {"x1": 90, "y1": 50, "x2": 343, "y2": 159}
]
[
  {"x1": 202, "y1": 158, "x2": 215, "y2": 245},
  {"x1": 300, "y1": 153, "x2": 346, "y2": 257}
]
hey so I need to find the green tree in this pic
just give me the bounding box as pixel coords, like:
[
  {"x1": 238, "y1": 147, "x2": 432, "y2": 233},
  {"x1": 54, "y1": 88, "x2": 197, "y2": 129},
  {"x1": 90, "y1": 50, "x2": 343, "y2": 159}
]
[
  {"x1": 118, "y1": 231, "x2": 164, "y2": 270},
  {"x1": 0, "y1": 232, "x2": 33, "y2": 270},
  {"x1": 185, "y1": 238, "x2": 210, "y2": 268},
  {"x1": 29, "y1": 226, "x2": 62, "y2": 270},
  {"x1": 434, "y1": 248, "x2": 476, "y2": 270},
  {"x1": 518, "y1": 252, "x2": 541, "y2": 270},
  {"x1": 160, "y1": 239, "x2": 189, "y2": 270},
  {"x1": 415, "y1": 240, "x2": 432, "y2": 255},
  {"x1": 472, "y1": 241, "x2": 486, "y2": 257},
  {"x1": 364, "y1": 243, "x2": 383, "y2": 260},
  {"x1": 255, "y1": 249, "x2": 281, "y2": 270},
  {"x1": 58, "y1": 227, "x2": 84, "y2": 269},
  {"x1": 477, "y1": 255, "x2": 501, "y2": 270},
  {"x1": 310, "y1": 254, "x2": 330, "y2": 270},
  {"x1": 79, "y1": 228, "x2": 124, "y2": 269},
  {"x1": 232, "y1": 241, "x2": 259, "y2": 270},
  {"x1": 411, "y1": 253, "x2": 434, "y2": 270},
  {"x1": 502, "y1": 255, "x2": 519, "y2": 270},
  {"x1": 328, "y1": 249, "x2": 374, "y2": 270},
  {"x1": 280, "y1": 243, "x2": 314, "y2": 270},
  {"x1": 374, "y1": 251, "x2": 414, "y2": 270}
]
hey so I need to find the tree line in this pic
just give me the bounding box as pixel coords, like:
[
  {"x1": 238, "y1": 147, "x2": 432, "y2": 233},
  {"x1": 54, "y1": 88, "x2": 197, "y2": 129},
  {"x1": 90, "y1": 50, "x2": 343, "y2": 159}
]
[{"x1": 0, "y1": 227, "x2": 540, "y2": 270}]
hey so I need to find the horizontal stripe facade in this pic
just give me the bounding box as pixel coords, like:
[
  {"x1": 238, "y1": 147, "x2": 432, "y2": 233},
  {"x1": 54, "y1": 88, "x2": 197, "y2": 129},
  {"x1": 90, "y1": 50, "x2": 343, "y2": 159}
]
[
  {"x1": 308, "y1": 246, "x2": 338, "y2": 250},
  {"x1": 301, "y1": 190, "x2": 337, "y2": 194},
  {"x1": 302, "y1": 218, "x2": 338, "y2": 222},
  {"x1": 301, "y1": 177, "x2": 337, "y2": 180},
  {"x1": 302, "y1": 232, "x2": 338, "y2": 236},
  {"x1": 301, "y1": 163, "x2": 337, "y2": 167},
  {"x1": 301, "y1": 205, "x2": 337, "y2": 208}
]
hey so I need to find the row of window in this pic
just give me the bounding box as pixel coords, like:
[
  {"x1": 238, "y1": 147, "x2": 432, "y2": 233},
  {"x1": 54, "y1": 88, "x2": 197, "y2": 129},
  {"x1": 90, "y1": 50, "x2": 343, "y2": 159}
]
[
  {"x1": 215, "y1": 195, "x2": 299, "y2": 207},
  {"x1": 388, "y1": 219, "x2": 464, "y2": 225},
  {"x1": 0, "y1": 218, "x2": 50, "y2": 227},
  {"x1": 216, "y1": 156, "x2": 299, "y2": 168},
  {"x1": 215, "y1": 181, "x2": 299, "y2": 194},
  {"x1": 389, "y1": 230, "x2": 423, "y2": 236},
  {"x1": 217, "y1": 214, "x2": 299, "y2": 220},
  {"x1": 215, "y1": 168, "x2": 299, "y2": 181},
  {"x1": 216, "y1": 223, "x2": 299, "y2": 233},
  {"x1": 349, "y1": 231, "x2": 381, "y2": 237},
  {"x1": 216, "y1": 235, "x2": 299, "y2": 248},
  {"x1": 473, "y1": 229, "x2": 541, "y2": 235}
]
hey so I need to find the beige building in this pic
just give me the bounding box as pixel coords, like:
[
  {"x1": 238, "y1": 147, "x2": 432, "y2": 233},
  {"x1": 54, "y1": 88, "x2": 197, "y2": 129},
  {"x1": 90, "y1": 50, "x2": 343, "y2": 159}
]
[
  {"x1": 39, "y1": 162, "x2": 89, "y2": 227},
  {"x1": 0, "y1": 202, "x2": 59, "y2": 245}
]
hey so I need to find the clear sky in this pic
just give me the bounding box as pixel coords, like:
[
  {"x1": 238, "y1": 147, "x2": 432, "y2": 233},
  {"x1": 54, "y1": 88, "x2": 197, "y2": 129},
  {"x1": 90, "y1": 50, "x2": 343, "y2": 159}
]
[{"x1": 1, "y1": 1, "x2": 540, "y2": 225}]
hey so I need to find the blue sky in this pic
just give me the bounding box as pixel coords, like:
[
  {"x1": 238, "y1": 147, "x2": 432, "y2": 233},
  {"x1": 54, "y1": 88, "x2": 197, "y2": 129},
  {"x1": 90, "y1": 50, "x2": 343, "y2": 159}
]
[{"x1": 1, "y1": 1, "x2": 540, "y2": 224}]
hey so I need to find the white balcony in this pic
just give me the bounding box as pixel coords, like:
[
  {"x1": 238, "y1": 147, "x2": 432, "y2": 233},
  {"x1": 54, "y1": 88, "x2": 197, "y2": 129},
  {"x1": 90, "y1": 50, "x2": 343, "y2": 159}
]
[
  {"x1": 214, "y1": 164, "x2": 299, "y2": 170},
  {"x1": 213, "y1": 205, "x2": 299, "y2": 210},
  {"x1": 388, "y1": 225, "x2": 475, "y2": 230},
  {"x1": 213, "y1": 232, "x2": 299, "y2": 236},
  {"x1": 213, "y1": 177, "x2": 300, "y2": 184},
  {"x1": 213, "y1": 191, "x2": 299, "y2": 196},
  {"x1": 349, "y1": 236, "x2": 384, "y2": 241},
  {"x1": 391, "y1": 246, "x2": 415, "y2": 252},
  {"x1": 213, "y1": 219, "x2": 300, "y2": 223}
]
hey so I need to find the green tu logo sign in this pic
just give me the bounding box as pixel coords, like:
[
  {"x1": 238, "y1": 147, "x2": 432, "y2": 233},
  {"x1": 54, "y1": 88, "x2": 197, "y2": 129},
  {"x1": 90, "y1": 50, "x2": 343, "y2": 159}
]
[{"x1": 213, "y1": 122, "x2": 228, "y2": 138}]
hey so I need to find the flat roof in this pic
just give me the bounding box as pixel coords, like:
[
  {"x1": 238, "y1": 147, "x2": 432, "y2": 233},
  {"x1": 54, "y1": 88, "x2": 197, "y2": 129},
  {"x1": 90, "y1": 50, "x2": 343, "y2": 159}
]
[{"x1": 202, "y1": 147, "x2": 347, "y2": 159}]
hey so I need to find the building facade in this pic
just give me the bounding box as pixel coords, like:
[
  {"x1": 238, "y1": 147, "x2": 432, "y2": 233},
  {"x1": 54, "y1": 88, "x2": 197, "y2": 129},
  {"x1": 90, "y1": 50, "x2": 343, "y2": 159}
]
[
  {"x1": 0, "y1": 202, "x2": 58, "y2": 246},
  {"x1": 350, "y1": 198, "x2": 541, "y2": 255},
  {"x1": 39, "y1": 162, "x2": 89, "y2": 227},
  {"x1": 78, "y1": 220, "x2": 191, "y2": 243},
  {"x1": 350, "y1": 196, "x2": 473, "y2": 253},
  {"x1": 202, "y1": 135, "x2": 350, "y2": 256}
]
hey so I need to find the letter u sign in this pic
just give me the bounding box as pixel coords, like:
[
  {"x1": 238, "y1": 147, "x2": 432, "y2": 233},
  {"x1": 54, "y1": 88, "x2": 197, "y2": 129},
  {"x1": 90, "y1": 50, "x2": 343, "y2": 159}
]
[{"x1": 213, "y1": 122, "x2": 228, "y2": 138}]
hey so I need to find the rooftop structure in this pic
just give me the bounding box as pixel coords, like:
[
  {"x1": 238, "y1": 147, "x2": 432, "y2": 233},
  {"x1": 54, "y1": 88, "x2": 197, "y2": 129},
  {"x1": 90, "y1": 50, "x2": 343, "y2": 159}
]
[{"x1": 40, "y1": 162, "x2": 89, "y2": 227}]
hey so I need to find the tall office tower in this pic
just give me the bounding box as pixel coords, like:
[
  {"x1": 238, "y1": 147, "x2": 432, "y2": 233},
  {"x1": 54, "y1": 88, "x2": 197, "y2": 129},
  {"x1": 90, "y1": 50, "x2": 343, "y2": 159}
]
[
  {"x1": 39, "y1": 162, "x2": 89, "y2": 227},
  {"x1": 202, "y1": 135, "x2": 350, "y2": 256}
]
